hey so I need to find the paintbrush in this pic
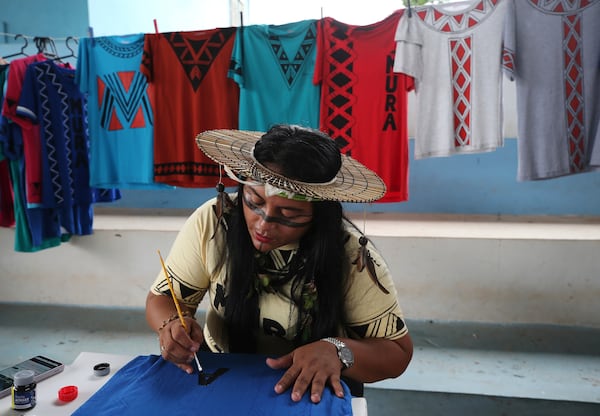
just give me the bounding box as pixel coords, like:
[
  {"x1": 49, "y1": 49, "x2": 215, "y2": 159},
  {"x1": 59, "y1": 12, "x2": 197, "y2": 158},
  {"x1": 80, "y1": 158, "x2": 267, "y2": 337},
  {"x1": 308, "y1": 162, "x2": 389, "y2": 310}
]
[{"x1": 158, "y1": 250, "x2": 203, "y2": 375}]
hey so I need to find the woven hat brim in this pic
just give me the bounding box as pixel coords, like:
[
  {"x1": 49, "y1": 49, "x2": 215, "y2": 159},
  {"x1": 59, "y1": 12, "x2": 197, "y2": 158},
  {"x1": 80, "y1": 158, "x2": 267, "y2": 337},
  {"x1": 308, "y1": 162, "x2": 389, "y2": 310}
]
[{"x1": 196, "y1": 129, "x2": 386, "y2": 203}]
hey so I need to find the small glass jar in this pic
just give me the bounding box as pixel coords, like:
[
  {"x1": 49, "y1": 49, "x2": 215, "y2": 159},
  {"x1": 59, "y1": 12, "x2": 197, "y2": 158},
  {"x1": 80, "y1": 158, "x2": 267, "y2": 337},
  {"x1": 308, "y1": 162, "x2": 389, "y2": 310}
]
[{"x1": 11, "y1": 370, "x2": 36, "y2": 410}]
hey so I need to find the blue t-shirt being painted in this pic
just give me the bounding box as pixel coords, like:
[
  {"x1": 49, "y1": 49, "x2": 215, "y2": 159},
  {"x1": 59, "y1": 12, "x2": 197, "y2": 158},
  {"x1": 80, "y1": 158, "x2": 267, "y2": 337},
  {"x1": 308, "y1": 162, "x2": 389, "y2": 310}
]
[{"x1": 73, "y1": 353, "x2": 352, "y2": 416}]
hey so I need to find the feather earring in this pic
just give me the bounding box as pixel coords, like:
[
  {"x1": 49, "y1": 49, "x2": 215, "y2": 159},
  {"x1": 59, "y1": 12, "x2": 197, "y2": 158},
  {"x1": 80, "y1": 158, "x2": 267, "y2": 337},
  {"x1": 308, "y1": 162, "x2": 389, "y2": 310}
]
[
  {"x1": 353, "y1": 213, "x2": 390, "y2": 294},
  {"x1": 211, "y1": 168, "x2": 234, "y2": 239}
]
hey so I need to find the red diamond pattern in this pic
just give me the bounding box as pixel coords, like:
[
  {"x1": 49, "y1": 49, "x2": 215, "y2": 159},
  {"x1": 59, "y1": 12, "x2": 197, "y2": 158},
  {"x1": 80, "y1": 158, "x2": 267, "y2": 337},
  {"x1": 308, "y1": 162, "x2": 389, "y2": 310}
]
[
  {"x1": 562, "y1": 11, "x2": 585, "y2": 172},
  {"x1": 450, "y1": 36, "x2": 473, "y2": 147}
]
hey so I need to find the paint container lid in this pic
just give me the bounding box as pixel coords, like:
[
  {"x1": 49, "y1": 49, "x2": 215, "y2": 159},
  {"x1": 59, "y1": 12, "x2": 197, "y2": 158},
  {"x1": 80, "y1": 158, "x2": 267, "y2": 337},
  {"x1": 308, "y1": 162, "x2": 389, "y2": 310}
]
[
  {"x1": 13, "y1": 370, "x2": 35, "y2": 387},
  {"x1": 93, "y1": 362, "x2": 110, "y2": 377},
  {"x1": 58, "y1": 385, "x2": 78, "y2": 402}
]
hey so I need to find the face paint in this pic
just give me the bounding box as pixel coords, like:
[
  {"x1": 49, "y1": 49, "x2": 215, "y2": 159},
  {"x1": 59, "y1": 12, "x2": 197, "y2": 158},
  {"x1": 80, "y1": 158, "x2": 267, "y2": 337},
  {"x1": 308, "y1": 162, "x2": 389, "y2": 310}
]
[
  {"x1": 224, "y1": 165, "x2": 322, "y2": 201},
  {"x1": 242, "y1": 191, "x2": 313, "y2": 228}
]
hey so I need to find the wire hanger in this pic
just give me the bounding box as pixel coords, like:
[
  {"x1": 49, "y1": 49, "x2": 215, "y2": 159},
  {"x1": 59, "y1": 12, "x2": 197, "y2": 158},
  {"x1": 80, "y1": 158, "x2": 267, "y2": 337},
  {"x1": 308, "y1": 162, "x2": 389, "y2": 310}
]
[
  {"x1": 407, "y1": 0, "x2": 413, "y2": 17},
  {"x1": 50, "y1": 36, "x2": 78, "y2": 61},
  {"x1": 2, "y1": 34, "x2": 29, "y2": 59},
  {"x1": 34, "y1": 36, "x2": 60, "y2": 59}
]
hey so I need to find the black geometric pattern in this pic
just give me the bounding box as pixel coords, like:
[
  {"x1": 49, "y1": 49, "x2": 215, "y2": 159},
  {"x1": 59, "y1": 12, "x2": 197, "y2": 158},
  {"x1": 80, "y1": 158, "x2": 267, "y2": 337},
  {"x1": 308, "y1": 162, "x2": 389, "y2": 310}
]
[
  {"x1": 154, "y1": 161, "x2": 224, "y2": 179},
  {"x1": 322, "y1": 20, "x2": 356, "y2": 154},
  {"x1": 99, "y1": 71, "x2": 153, "y2": 130},
  {"x1": 268, "y1": 25, "x2": 317, "y2": 88},
  {"x1": 154, "y1": 265, "x2": 206, "y2": 306},
  {"x1": 97, "y1": 36, "x2": 144, "y2": 59},
  {"x1": 163, "y1": 28, "x2": 235, "y2": 92},
  {"x1": 347, "y1": 303, "x2": 407, "y2": 339}
]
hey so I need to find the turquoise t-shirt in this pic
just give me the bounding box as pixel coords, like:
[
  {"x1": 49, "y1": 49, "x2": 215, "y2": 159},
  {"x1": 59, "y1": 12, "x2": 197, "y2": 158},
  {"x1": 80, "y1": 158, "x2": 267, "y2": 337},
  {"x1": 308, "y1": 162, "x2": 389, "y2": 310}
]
[
  {"x1": 229, "y1": 20, "x2": 320, "y2": 131},
  {"x1": 76, "y1": 34, "x2": 163, "y2": 189}
]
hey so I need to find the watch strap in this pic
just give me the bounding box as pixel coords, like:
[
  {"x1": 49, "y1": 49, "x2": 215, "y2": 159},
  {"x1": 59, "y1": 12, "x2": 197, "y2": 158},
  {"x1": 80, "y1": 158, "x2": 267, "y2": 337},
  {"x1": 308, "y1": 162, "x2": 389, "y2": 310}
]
[
  {"x1": 322, "y1": 337, "x2": 345, "y2": 349},
  {"x1": 321, "y1": 337, "x2": 354, "y2": 369}
]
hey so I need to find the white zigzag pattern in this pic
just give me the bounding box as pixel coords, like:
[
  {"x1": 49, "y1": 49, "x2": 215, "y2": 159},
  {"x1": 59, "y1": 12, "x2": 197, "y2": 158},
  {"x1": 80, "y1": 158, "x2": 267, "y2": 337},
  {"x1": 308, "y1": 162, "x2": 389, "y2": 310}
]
[
  {"x1": 56, "y1": 68, "x2": 75, "y2": 203},
  {"x1": 38, "y1": 63, "x2": 74, "y2": 205},
  {"x1": 35, "y1": 64, "x2": 63, "y2": 205}
]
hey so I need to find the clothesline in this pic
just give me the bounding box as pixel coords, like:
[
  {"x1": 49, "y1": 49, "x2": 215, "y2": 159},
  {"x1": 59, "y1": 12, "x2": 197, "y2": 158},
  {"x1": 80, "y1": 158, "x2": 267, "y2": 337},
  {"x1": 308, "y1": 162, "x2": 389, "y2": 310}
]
[{"x1": 0, "y1": 32, "x2": 78, "y2": 42}]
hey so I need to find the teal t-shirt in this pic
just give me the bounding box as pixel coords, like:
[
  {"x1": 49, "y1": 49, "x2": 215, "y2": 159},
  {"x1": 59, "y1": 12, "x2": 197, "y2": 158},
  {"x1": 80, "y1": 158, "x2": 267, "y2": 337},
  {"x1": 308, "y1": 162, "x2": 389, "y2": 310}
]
[
  {"x1": 76, "y1": 35, "x2": 163, "y2": 189},
  {"x1": 229, "y1": 20, "x2": 320, "y2": 131}
]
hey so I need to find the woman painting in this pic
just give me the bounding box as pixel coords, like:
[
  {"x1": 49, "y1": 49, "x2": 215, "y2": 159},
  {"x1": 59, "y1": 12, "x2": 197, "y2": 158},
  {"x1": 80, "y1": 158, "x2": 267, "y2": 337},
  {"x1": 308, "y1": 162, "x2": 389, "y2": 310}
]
[{"x1": 145, "y1": 124, "x2": 412, "y2": 403}]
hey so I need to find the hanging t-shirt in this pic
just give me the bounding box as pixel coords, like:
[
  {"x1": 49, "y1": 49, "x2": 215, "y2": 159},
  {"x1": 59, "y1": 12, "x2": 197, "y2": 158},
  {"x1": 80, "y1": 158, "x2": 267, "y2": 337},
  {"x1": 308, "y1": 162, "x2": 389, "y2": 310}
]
[
  {"x1": 0, "y1": 151, "x2": 13, "y2": 227},
  {"x1": 229, "y1": 19, "x2": 320, "y2": 131},
  {"x1": 76, "y1": 34, "x2": 161, "y2": 189},
  {"x1": 0, "y1": 64, "x2": 14, "y2": 228},
  {"x1": 18, "y1": 60, "x2": 119, "y2": 236},
  {"x1": 394, "y1": 0, "x2": 508, "y2": 160},
  {"x1": 141, "y1": 29, "x2": 239, "y2": 187},
  {"x1": 0, "y1": 56, "x2": 64, "y2": 252},
  {"x1": 314, "y1": 11, "x2": 414, "y2": 203},
  {"x1": 0, "y1": 118, "x2": 65, "y2": 251},
  {"x1": 503, "y1": 0, "x2": 600, "y2": 180},
  {"x1": 72, "y1": 353, "x2": 352, "y2": 416},
  {"x1": 1, "y1": 54, "x2": 47, "y2": 205}
]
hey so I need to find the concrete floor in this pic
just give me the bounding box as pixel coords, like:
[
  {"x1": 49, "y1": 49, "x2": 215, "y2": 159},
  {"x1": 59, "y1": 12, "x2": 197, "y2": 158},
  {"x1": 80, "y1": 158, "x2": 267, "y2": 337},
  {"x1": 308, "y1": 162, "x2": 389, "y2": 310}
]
[{"x1": 1, "y1": 303, "x2": 599, "y2": 415}]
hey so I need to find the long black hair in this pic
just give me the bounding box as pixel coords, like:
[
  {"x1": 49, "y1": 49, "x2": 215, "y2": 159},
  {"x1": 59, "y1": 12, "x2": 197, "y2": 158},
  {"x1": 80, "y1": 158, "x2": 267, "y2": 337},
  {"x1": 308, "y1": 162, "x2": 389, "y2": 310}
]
[{"x1": 223, "y1": 125, "x2": 348, "y2": 353}]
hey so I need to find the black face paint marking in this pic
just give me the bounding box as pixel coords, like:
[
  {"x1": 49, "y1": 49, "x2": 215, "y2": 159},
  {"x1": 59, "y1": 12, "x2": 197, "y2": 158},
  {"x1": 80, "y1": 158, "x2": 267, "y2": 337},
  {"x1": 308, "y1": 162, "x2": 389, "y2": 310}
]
[
  {"x1": 198, "y1": 368, "x2": 229, "y2": 385},
  {"x1": 242, "y1": 192, "x2": 312, "y2": 228}
]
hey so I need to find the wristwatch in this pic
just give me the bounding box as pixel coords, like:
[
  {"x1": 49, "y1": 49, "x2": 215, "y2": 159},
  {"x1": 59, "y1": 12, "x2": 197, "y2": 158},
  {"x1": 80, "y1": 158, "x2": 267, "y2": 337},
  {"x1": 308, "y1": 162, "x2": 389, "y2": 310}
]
[{"x1": 321, "y1": 337, "x2": 354, "y2": 369}]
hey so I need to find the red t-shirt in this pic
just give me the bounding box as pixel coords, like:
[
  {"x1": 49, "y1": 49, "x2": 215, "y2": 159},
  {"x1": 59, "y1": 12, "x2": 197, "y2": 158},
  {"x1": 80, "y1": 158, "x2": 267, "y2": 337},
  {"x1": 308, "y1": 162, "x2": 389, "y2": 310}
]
[
  {"x1": 314, "y1": 11, "x2": 414, "y2": 202},
  {"x1": 141, "y1": 29, "x2": 239, "y2": 187},
  {"x1": 2, "y1": 54, "x2": 47, "y2": 205}
]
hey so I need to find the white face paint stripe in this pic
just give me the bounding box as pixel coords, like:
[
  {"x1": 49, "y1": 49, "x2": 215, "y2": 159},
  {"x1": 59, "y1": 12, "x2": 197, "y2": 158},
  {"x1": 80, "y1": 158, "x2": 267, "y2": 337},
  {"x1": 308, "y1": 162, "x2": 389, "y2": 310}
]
[{"x1": 223, "y1": 165, "x2": 321, "y2": 201}]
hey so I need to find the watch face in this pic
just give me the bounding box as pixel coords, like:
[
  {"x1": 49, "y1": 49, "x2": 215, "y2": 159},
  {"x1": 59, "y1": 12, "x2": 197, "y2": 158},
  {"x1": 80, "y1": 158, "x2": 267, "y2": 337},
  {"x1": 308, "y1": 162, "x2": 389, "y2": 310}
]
[{"x1": 339, "y1": 347, "x2": 354, "y2": 367}]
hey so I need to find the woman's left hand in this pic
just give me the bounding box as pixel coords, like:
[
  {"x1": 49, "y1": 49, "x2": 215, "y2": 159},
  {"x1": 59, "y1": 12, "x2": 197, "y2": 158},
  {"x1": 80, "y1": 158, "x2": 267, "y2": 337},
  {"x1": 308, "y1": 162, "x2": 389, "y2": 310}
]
[{"x1": 266, "y1": 340, "x2": 344, "y2": 403}]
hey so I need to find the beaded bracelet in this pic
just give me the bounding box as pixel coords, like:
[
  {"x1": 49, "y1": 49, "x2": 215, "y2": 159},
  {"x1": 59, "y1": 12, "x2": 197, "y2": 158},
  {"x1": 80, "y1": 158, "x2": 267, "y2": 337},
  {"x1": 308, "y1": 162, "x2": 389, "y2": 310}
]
[{"x1": 158, "y1": 311, "x2": 195, "y2": 331}]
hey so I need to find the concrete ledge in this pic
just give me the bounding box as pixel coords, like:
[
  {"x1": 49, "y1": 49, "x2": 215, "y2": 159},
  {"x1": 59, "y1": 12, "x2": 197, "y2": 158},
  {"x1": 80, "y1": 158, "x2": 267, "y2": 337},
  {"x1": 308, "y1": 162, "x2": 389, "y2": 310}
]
[
  {"x1": 347, "y1": 213, "x2": 600, "y2": 240},
  {"x1": 379, "y1": 319, "x2": 600, "y2": 404},
  {"x1": 92, "y1": 209, "x2": 600, "y2": 240},
  {"x1": 371, "y1": 347, "x2": 600, "y2": 404}
]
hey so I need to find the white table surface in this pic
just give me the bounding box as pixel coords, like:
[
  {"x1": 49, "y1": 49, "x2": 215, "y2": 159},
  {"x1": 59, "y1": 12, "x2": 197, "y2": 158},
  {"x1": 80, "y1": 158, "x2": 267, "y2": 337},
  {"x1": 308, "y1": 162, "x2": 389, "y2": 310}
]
[{"x1": 0, "y1": 352, "x2": 367, "y2": 415}]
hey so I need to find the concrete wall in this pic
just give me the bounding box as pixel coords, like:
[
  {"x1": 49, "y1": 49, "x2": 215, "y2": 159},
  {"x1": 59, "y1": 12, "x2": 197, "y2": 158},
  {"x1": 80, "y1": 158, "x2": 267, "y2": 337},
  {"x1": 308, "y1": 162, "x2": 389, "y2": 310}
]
[
  {"x1": 1, "y1": 1, "x2": 599, "y2": 330},
  {"x1": 2, "y1": 214, "x2": 599, "y2": 328},
  {"x1": 108, "y1": 136, "x2": 600, "y2": 217}
]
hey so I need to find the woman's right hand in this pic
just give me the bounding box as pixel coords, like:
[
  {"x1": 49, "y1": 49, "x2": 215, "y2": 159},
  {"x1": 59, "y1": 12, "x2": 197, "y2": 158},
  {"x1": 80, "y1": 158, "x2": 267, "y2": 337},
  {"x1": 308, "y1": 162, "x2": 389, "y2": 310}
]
[
  {"x1": 146, "y1": 292, "x2": 204, "y2": 374},
  {"x1": 158, "y1": 315, "x2": 204, "y2": 374}
]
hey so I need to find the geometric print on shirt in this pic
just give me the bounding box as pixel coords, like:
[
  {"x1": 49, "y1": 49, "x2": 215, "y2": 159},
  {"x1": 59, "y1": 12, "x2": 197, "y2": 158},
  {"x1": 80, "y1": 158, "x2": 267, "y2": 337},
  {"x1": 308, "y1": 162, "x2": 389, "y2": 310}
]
[
  {"x1": 97, "y1": 71, "x2": 153, "y2": 131},
  {"x1": 414, "y1": 0, "x2": 502, "y2": 149},
  {"x1": 347, "y1": 302, "x2": 408, "y2": 340},
  {"x1": 164, "y1": 30, "x2": 235, "y2": 92},
  {"x1": 153, "y1": 265, "x2": 207, "y2": 307},
  {"x1": 268, "y1": 25, "x2": 317, "y2": 89}
]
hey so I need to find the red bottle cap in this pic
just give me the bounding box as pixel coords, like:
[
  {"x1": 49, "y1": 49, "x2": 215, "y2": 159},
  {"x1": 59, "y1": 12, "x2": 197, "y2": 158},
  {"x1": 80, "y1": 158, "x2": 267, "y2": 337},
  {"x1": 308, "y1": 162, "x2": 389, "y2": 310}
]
[{"x1": 58, "y1": 385, "x2": 78, "y2": 402}]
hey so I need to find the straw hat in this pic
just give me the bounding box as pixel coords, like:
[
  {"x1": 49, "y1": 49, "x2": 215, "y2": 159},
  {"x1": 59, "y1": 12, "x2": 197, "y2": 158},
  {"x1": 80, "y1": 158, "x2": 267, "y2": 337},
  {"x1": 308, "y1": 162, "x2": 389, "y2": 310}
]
[{"x1": 195, "y1": 129, "x2": 386, "y2": 203}]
